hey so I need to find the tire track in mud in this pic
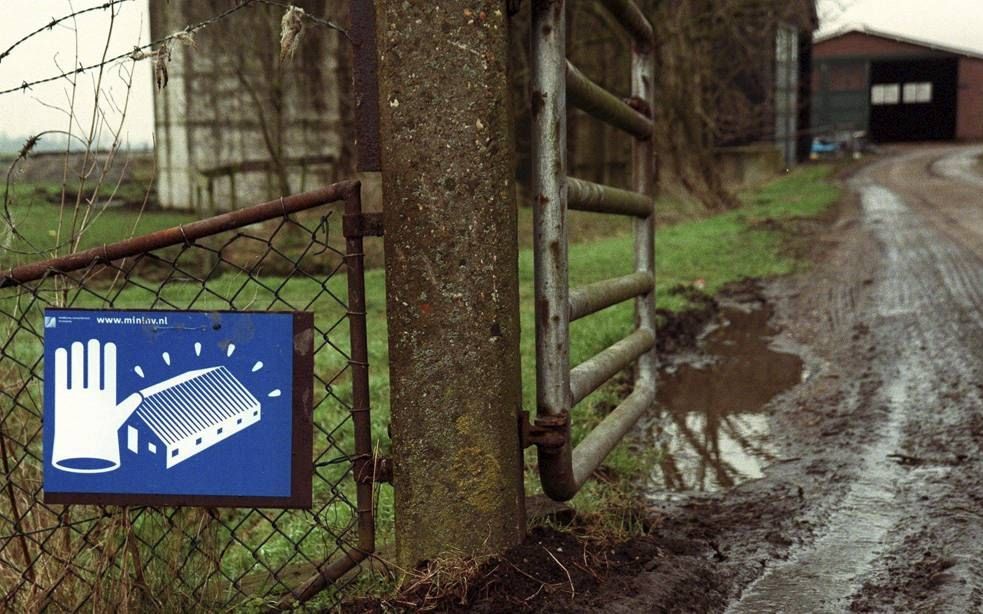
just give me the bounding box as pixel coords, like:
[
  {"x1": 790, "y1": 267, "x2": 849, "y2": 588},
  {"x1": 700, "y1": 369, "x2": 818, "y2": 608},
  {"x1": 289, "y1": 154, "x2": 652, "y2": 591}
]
[
  {"x1": 730, "y1": 155, "x2": 983, "y2": 612},
  {"x1": 931, "y1": 144, "x2": 983, "y2": 188}
]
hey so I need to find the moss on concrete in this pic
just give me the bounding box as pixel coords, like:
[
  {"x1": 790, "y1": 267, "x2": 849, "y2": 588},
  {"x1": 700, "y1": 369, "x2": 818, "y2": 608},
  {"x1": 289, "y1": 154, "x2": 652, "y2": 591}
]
[{"x1": 374, "y1": 0, "x2": 526, "y2": 567}]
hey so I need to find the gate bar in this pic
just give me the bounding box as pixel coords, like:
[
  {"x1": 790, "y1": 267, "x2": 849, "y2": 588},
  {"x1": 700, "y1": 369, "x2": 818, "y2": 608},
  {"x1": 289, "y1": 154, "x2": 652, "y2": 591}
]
[
  {"x1": 570, "y1": 328, "x2": 655, "y2": 404},
  {"x1": 569, "y1": 272, "x2": 654, "y2": 321},
  {"x1": 571, "y1": 385, "x2": 655, "y2": 485},
  {"x1": 631, "y1": 11, "x2": 657, "y2": 392},
  {"x1": 568, "y1": 177, "x2": 652, "y2": 217},
  {"x1": 0, "y1": 183, "x2": 360, "y2": 288},
  {"x1": 600, "y1": 0, "x2": 654, "y2": 50},
  {"x1": 566, "y1": 61, "x2": 652, "y2": 139},
  {"x1": 531, "y1": 0, "x2": 570, "y2": 421}
]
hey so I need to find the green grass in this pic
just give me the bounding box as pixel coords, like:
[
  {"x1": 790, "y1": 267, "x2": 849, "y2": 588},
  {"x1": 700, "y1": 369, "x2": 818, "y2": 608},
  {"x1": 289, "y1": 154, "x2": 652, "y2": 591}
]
[
  {"x1": 0, "y1": 192, "x2": 191, "y2": 270},
  {"x1": 654, "y1": 164, "x2": 839, "y2": 312},
  {"x1": 0, "y1": 163, "x2": 839, "y2": 608}
]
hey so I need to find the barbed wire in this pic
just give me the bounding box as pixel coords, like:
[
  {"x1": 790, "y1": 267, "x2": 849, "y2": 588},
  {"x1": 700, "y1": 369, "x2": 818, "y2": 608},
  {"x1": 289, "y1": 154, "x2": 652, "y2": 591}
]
[
  {"x1": 0, "y1": 0, "x2": 135, "y2": 67},
  {"x1": 0, "y1": 0, "x2": 347, "y2": 97},
  {"x1": 256, "y1": 0, "x2": 348, "y2": 36},
  {"x1": 0, "y1": 0, "x2": 259, "y2": 96}
]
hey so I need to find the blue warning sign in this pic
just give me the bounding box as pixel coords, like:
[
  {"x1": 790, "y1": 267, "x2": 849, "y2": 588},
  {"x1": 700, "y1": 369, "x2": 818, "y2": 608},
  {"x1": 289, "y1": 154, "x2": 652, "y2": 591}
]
[{"x1": 42, "y1": 309, "x2": 312, "y2": 507}]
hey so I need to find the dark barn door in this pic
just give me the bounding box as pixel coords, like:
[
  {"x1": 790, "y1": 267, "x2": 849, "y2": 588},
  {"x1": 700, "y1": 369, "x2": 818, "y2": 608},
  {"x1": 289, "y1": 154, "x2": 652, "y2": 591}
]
[{"x1": 869, "y1": 57, "x2": 958, "y2": 142}]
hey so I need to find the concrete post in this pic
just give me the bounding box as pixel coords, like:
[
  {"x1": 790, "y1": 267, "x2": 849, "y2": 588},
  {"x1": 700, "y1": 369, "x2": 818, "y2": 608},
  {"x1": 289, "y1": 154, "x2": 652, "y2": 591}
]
[{"x1": 373, "y1": 2, "x2": 526, "y2": 566}]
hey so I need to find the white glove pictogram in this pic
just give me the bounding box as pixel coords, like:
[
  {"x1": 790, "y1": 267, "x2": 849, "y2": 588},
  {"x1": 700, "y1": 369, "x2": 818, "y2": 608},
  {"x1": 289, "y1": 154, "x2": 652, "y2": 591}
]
[{"x1": 51, "y1": 340, "x2": 142, "y2": 473}]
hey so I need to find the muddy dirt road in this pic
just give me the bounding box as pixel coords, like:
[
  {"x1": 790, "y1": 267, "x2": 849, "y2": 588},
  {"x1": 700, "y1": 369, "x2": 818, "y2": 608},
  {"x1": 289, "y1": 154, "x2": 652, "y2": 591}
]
[
  {"x1": 343, "y1": 146, "x2": 983, "y2": 613},
  {"x1": 571, "y1": 145, "x2": 983, "y2": 613}
]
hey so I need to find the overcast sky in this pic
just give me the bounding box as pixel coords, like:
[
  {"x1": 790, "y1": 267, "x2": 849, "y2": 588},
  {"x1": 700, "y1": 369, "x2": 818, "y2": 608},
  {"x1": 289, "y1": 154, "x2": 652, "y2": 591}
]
[
  {"x1": 1, "y1": 0, "x2": 983, "y2": 147},
  {"x1": 0, "y1": 0, "x2": 153, "y2": 147}
]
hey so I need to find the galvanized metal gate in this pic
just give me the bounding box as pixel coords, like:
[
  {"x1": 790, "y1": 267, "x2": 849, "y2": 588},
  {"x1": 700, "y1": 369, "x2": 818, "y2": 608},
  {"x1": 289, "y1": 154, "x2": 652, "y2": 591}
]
[{"x1": 526, "y1": 0, "x2": 656, "y2": 501}]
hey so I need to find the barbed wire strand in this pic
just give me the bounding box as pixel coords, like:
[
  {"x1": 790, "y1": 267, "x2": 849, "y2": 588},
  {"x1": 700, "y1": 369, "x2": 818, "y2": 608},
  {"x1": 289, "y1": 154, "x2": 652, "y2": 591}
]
[
  {"x1": 0, "y1": 0, "x2": 351, "y2": 96},
  {"x1": 0, "y1": 0, "x2": 258, "y2": 96},
  {"x1": 0, "y1": 0, "x2": 135, "y2": 67},
  {"x1": 256, "y1": 0, "x2": 348, "y2": 37},
  {"x1": 0, "y1": 0, "x2": 347, "y2": 98}
]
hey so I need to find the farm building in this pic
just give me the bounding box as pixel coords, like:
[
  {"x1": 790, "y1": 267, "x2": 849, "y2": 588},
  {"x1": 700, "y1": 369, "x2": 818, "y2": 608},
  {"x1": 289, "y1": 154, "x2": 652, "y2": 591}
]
[
  {"x1": 123, "y1": 366, "x2": 262, "y2": 469},
  {"x1": 812, "y1": 26, "x2": 983, "y2": 142}
]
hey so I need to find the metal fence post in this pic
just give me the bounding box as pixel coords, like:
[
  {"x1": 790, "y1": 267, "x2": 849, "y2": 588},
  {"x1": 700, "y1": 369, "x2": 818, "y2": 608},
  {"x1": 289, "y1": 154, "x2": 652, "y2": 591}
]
[
  {"x1": 373, "y1": 1, "x2": 526, "y2": 566},
  {"x1": 530, "y1": 0, "x2": 576, "y2": 500},
  {"x1": 631, "y1": 6, "x2": 657, "y2": 394}
]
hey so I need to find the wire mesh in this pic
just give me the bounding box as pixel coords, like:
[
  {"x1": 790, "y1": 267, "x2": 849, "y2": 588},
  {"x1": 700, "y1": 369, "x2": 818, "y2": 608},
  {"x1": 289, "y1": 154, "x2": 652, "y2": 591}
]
[{"x1": 0, "y1": 184, "x2": 373, "y2": 611}]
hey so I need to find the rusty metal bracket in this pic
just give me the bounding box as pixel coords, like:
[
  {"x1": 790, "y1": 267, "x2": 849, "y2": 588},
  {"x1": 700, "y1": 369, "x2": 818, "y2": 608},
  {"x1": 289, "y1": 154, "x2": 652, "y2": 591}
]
[
  {"x1": 343, "y1": 212, "x2": 384, "y2": 238},
  {"x1": 354, "y1": 455, "x2": 393, "y2": 484},
  {"x1": 520, "y1": 411, "x2": 569, "y2": 450},
  {"x1": 624, "y1": 95, "x2": 652, "y2": 119}
]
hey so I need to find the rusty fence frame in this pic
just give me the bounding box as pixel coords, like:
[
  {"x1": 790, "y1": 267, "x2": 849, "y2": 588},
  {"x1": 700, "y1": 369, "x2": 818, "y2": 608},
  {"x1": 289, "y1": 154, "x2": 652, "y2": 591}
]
[
  {"x1": 0, "y1": 180, "x2": 382, "y2": 608},
  {"x1": 527, "y1": 0, "x2": 656, "y2": 501}
]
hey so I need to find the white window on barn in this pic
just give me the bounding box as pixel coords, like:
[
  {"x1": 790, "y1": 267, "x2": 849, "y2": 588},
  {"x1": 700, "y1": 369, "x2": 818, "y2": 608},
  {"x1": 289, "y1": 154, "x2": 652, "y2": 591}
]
[
  {"x1": 148, "y1": 442, "x2": 157, "y2": 454},
  {"x1": 903, "y1": 82, "x2": 932, "y2": 103},
  {"x1": 127, "y1": 426, "x2": 138, "y2": 453},
  {"x1": 871, "y1": 84, "x2": 900, "y2": 105}
]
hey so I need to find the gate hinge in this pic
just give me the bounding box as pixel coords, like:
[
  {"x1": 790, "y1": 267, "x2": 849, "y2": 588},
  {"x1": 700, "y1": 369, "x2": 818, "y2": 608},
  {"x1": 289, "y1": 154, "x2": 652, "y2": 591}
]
[
  {"x1": 354, "y1": 455, "x2": 393, "y2": 484},
  {"x1": 343, "y1": 212, "x2": 385, "y2": 238},
  {"x1": 519, "y1": 411, "x2": 569, "y2": 450}
]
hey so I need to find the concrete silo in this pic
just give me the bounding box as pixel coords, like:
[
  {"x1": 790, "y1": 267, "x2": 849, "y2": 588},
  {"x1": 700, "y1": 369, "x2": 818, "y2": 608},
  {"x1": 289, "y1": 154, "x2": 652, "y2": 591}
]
[{"x1": 149, "y1": 1, "x2": 350, "y2": 212}]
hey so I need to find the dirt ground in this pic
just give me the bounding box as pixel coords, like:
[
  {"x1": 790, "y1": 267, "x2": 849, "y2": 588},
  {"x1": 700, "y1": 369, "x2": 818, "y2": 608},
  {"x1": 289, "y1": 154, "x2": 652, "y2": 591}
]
[{"x1": 344, "y1": 145, "x2": 983, "y2": 612}]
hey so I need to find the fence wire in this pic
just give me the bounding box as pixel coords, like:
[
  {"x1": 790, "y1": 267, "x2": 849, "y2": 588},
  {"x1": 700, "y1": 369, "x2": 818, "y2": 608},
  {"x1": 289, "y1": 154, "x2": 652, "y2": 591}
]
[{"x1": 0, "y1": 183, "x2": 375, "y2": 611}]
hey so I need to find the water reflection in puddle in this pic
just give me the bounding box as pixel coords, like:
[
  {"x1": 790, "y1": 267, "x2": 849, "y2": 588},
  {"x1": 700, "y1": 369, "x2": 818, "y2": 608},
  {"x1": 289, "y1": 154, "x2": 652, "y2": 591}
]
[{"x1": 647, "y1": 305, "x2": 803, "y2": 495}]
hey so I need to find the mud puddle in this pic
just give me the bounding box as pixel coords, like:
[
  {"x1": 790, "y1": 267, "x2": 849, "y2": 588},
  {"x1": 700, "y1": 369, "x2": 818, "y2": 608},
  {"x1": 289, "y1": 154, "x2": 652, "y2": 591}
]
[{"x1": 646, "y1": 304, "x2": 803, "y2": 496}]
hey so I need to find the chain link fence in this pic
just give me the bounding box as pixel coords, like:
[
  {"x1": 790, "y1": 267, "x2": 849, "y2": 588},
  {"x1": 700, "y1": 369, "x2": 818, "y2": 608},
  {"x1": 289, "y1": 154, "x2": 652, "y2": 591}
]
[{"x1": 0, "y1": 182, "x2": 379, "y2": 611}]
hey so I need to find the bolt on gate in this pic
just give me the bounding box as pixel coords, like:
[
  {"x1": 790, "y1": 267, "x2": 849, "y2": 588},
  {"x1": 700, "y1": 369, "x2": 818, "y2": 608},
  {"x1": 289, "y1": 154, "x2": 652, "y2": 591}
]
[
  {"x1": 0, "y1": 181, "x2": 384, "y2": 610},
  {"x1": 527, "y1": 0, "x2": 656, "y2": 501}
]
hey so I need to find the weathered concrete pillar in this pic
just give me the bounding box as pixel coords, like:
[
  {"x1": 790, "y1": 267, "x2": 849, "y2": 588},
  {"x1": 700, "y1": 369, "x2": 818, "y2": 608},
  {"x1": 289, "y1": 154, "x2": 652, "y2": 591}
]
[{"x1": 374, "y1": 2, "x2": 525, "y2": 566}]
